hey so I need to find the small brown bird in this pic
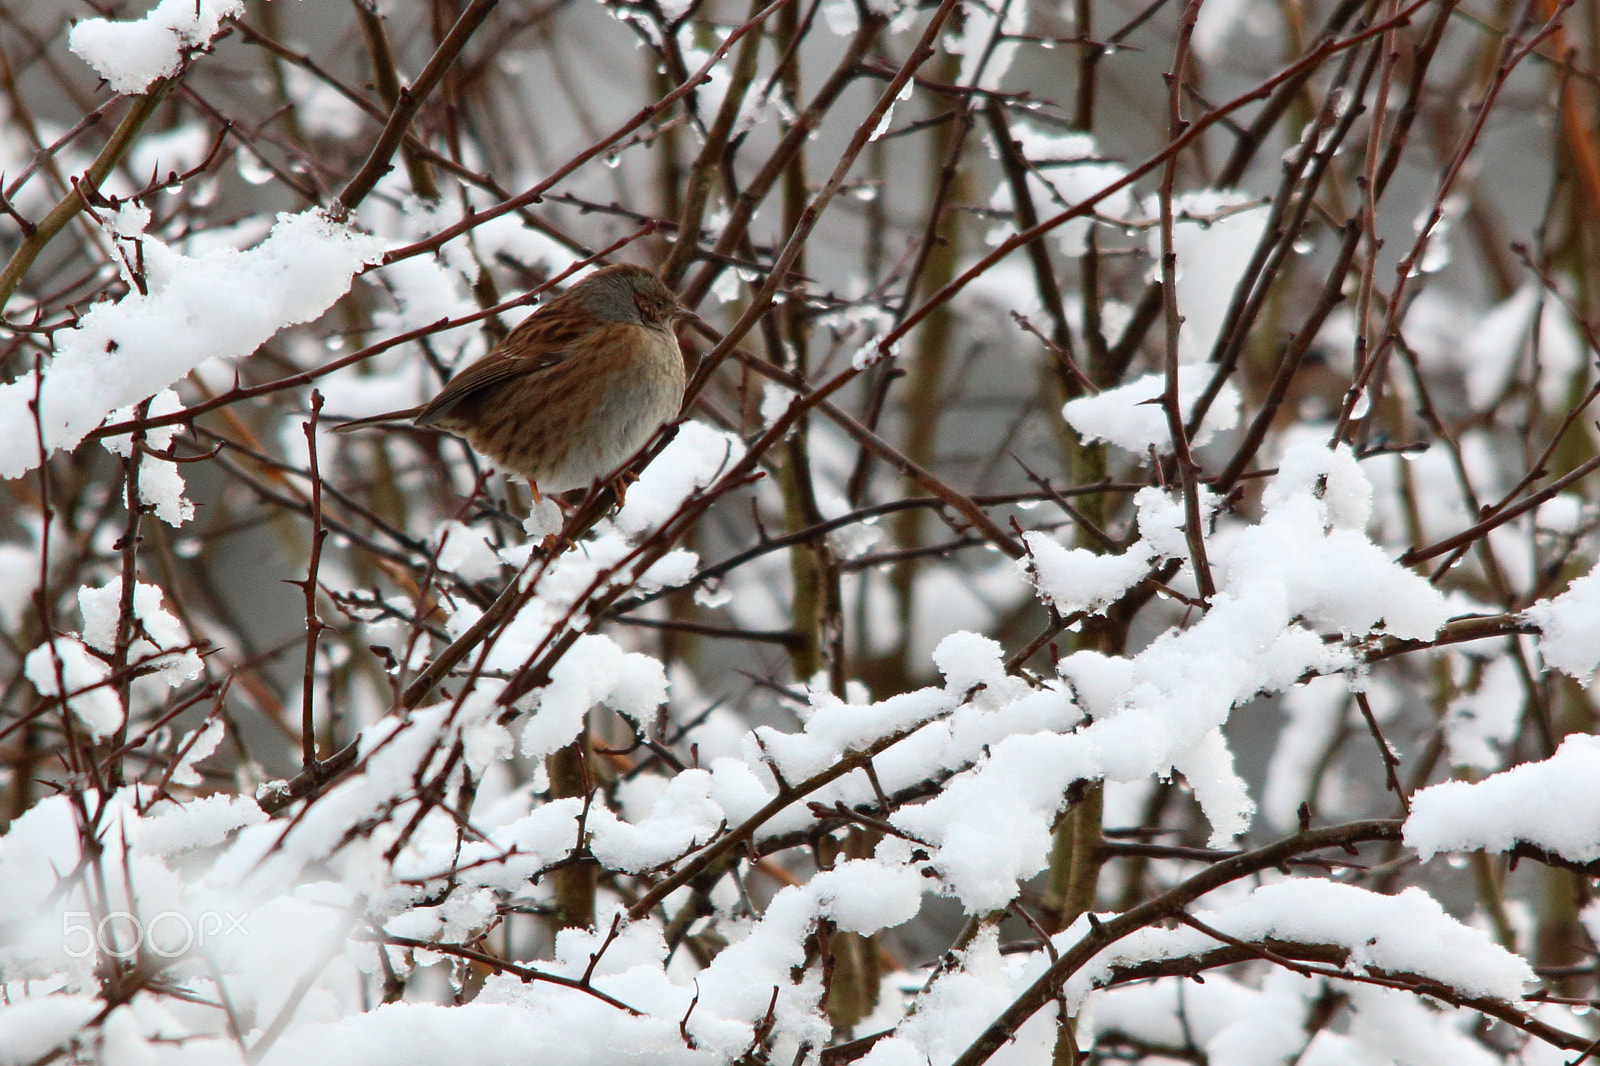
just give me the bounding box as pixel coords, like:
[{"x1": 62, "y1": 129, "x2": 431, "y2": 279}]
[{"x1": 336, "y1": 263, "x2": 695, "y2": 502}]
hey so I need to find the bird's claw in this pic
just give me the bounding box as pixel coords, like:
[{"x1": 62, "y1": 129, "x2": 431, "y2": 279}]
[{"x1": 610, "y1": 470, "x2": 640, "y2": 509}]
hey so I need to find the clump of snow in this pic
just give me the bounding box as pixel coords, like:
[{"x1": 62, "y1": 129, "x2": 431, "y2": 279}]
[
  {"x1": 682, "y1": 857, "x2": 924, "y2": 1055},
  {"x1": 754, "y1": 684, "x2": 953, "y2": 783},
  {"x1": 1063, "y1": 367, "x2": 1240, "y2": 456},
  {"x1": 1132, "y1": 485, "x2": 1195, "y2": 560},
  {"x1": 894, "y1": 729, "x2": 1100, "y2": 909},
  {"x1": 1089, "y1": 968, "x2": 1315, "y2": 1063},
  {"x1": 589, "y1": 770, "x2": 723, "y2": 872},
  {"x1": 0, "y1": 995, "x2": 103, "y2": 1066},
  {"x1": 138, "y1": 792, "x2": 267, "y2": 855},
  {"x1": 759, "y1": 381, "x2": 799, "y2": 428},
  {"x1": 520, "y1": 634, "x2": 669, "y2": 758},
  {"x1": 851, "y1": 334, "x2": 900, "y2": 370},
  {"x1": 870, "y1": 929, "x2": 1057, "y2": 1066},
  {"x1": 880, "y1": 443, "x2": 1454, "y2": 909},
  {"x1": 1063, "y1": 880, "x2": 1533, "y2": 1009},
  {"x1": 254, "y1": 996, "x2": 717, "y2": 1066},
  {"x1": 1241, "y1": 441, "x2": 1448, "y2": 640},
  {"x1": 813, "y1": 856, "x2": 925, "y2": 934},
  {"x1": 23, "y1": 638, "x2": 124, "y2": 736},
  {"x1": 819, "y1": 0, "x2": 910, "y2": 35},
  {"x1": 614, "y1": 421, "x2": 744, "y2": 536},
  {"x1": 1535, "y1": 493, "x2": 1585, "y2": 535},
  {"x1": 0, "y1": 210, "x2": 385, "y2": 479},
  {"x1": 1524, "y1": 560, "x2": 1600, "y2": 684},
  {"x1": 101, "y1": 389, "x2": 194, "y2": 525},
  {"x1": 1057, "y1": 444, "x2": 1443, "y2": 845},
  {"x1": 867, "y1": 78, "x2": 915, "y2": 142},
  {"x1": 167, "y1": 716, "x2": 226, "y2": 787},
  {"x1": 1406, "y1": 733, "x2": 1600, "y2": 864},
  {"x1": 79, "y1": 577, "x2": 204, "y2": 686},
  {"x1": 634, "y1": 549, "x2": 699, "y2": 593},
  {"x1": 930, "y1": 631, "x2": 1011, "y2": 701},
  {"x1": 68, "y1": 0, "x2": 244, "y2": 95},
  {"x1": 1018, "y1": 533, "x2": 1153, "y2": 617},
  {"x1": 522, "y1": 497, "x2": 564, "y2": 539},
  {"x1": 1356, "y1": 984, "x2": 1508, "y2": 1065},
  {"x1": 0, "y1": 538, "x2": 42, "y2": 630},
  {"x1": 446, "y1": 534, "x2": 693, "y2": 714},
  {"x1": 946, "y1": 0, "x2": 1026, "y2": 90},
  {"x1": 0, "y1": 789, "x2": 276, "y2": 993}
]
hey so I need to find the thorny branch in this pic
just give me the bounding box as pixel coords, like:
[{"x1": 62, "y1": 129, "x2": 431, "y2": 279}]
[{"x1": 3, "y1": 0, "x2": 1600, "y2": 1060}]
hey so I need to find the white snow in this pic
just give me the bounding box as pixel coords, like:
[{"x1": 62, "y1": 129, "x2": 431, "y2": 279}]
[
  {"x1": 0, "y1": 210, "x2": 385, "y2": 479},
  {"x1": 68, "y1": 0, "x2": 243, "y2": 95},
  {"x1": 521, "y1": 634, "x2": 669, "y2": 758},
  {"x1": 436, "y1": 521, "x2": 502, "y2": 582},
  {"x1": 1063, "y1": 367, "x2": 1241, "y2": 455},
  {"x1": 138, "y1": 792, "x2": 267, "y2": 855},
  {"x1": 23, "y1": 638, "x2": 124, "y2": 736},
  {"x1": 588, "y1": 770, "x2": 723, "y2": 872},
  {"x1": 1525, "y1": 559, "x2": 1600, "y2": 684},
  {"x1": 78, "y1": 577, "x2": 203, "y2": 686},
  {"x1": 1443, "y1": 655, "x2": 1523, "y2": 769},
  {"x1": 945, "y1": 0, "x2": 1026, "y2": 90},
  {"x1": 101, "y1": 388, "x2": 194, "y2": 525},
  {"x1": 3, "y1": 11, "x2": 1585, "y2": 1065},
  {"x1": 167, "y1": 716, "x2": 227, "y2": 788},
  {"x1": 0, "y1": 996, "x2": 103, "y2": 1066},
  {"x1": 1062, "y1": 880, "x2": 1534, "y2": 1008},
  {"x1": 1406, "y1": 733, "x2": 1600, "y2": 864},
  {"x1": 614, "y1": 422, "x2": 744, "y2": 537},
  {"x1": 1018, "y1": 532, "x2": 1152, "y2": 616}
]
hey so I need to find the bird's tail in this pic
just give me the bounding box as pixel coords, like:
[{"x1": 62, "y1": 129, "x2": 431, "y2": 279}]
[{"x1": 332, "y1": 406, "x2": 426, "y2": 433}]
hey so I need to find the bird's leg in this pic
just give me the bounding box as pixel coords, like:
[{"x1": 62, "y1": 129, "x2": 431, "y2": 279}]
[{"x1": 609, "y1": 470, "x2": 640, "y2": 509}]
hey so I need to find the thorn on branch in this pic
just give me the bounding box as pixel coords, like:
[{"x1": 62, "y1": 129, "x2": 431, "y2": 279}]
[{"x1": 679, "y1": 980, "x2": 700, "y2": 1049}]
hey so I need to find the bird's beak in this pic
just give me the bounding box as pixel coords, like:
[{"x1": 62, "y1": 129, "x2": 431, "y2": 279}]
[{"x1": 675, "y1": 307, "x2": 710, "y2": 336}]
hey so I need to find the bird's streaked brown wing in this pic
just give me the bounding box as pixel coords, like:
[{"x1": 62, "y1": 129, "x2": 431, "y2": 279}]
[{"x1": 413, "y1": 296, "x2": 596, "y2": 427}]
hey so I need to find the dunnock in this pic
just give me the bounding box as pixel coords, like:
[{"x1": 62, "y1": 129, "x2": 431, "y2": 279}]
[{"x1": 336, "y1": 263, "x2": 695, "y2": 502}]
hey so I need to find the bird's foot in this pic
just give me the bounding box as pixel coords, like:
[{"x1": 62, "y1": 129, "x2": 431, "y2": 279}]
[
  {"x1": 610, "y1": 470, "x2": 641, "y2": 509},
  {"x1": 538, "y1": 532, "x2": 574, "y2": 555}
]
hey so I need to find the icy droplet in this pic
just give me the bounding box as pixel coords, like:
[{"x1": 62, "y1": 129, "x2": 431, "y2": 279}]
[
  {"x1": 694, "y1": 580, "x2": 732, "y2": 608},
  {"x1": 238, "y1": 150, "x2": 273, "y2": 186}
]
